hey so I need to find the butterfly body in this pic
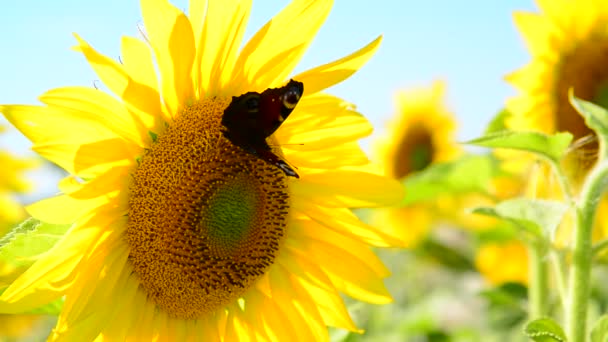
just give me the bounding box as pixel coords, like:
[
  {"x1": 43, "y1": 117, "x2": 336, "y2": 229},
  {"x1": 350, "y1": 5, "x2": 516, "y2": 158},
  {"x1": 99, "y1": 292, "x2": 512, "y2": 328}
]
[{"x1": 222, "y1": 79, "x2": 304, "y2": 178}]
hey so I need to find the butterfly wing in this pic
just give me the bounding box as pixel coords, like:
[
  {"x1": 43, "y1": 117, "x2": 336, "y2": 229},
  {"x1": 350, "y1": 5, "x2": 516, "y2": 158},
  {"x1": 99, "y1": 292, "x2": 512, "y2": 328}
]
[{"x1": 221, "y1": 79, "x2": 304, "y2": 178}]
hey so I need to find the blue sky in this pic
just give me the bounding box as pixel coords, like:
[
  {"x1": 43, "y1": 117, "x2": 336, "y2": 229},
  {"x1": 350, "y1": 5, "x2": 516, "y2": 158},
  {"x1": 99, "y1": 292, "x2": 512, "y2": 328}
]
[{"x1": 0, "y1": 0, "x2": 536, "y2": 194}]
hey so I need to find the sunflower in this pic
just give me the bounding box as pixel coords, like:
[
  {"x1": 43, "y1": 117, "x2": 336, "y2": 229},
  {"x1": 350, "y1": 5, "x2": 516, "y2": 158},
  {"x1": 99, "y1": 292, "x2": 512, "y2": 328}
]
[
  {"x1": 506, "y1": 0, "x2": 608, "y2": 184},
  {"x1": 375, "y1": 80, "x2": 460, "y2": 180},
  {"x1": 506, "y1": 0, "x2": 608, "y2": 242},
  {"x1": 371, "y1": 80, "x2": 459, "y2": 246},
  {"x1": 0, "y1": 0, "x2": 406, "y2": 340}
]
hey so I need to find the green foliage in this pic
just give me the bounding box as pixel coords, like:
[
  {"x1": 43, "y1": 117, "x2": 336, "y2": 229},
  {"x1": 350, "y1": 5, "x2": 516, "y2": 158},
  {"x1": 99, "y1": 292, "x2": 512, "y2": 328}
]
[
  {"x1": 569, "y1": 92, "x2": 608, "y2": 145},
  {"x1": 418, "y1": 238, "x2": 474, "y2": 271},
  {"x1": 0, "y1": 218, "x2": 70, "y2": 316},
  {"x1": 480, "y1": 282, "x2": 528, "y2": 329},
  {"x1": 591, "y1": 315, "x2": 608, "y2": 342},
  {"x1": 401, "y1": 154, "x2": 500, "y2": 205},
  {"x1": 524, "y1": 318, "x2": 567, "y2": 342},
  {"x1": 472, "y1": 198, "x2": 569, "y2": 241},
  {"x1": 466, "y1": 130, "x2": 573, "y2": 164},
  {"x1": 0, "y1": 218, "x2": 71, "y2": 272},
  {"x1": 0, "y1": 217, "x2": 71, "y2": 290},
  {"x1": 484, "y1": 108, "x2": 512, "y2": 135}
]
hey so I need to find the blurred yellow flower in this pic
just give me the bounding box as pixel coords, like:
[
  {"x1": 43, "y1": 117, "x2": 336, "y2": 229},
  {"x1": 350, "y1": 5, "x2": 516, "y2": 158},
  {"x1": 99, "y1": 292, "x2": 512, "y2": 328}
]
[
  {"x1": 506, "y1": 0, "x2": 608, "y2": 185},
  {"x1": 507, "y1": 0, "x2": 608, "y2": 245},
  {"x1": 372, "y1": 80, "x2": 459, "y2": 246},
  {"x1": 375, "y1": 80, "x2": 460, "y2": 180},
  {"x1": 0, "y1": 0, "x2": 407, "y2": 340},
  {"x1": 475, "y1": 240, "x2": 529, "y2": 285},
  {"x1": 0, "y1": 127, "x2": 35, "y2": 233}
]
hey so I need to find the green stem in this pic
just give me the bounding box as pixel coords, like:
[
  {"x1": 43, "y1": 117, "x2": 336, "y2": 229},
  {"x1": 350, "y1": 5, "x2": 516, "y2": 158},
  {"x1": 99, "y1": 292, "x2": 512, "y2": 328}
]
[
  {"x1": 566, "y1": 160, "x2": 608, "y2": 342},
  {"x1": 550, "y1": 251, "x2": 568, "y2": 313},
  {"x1": 550, "y1": 160, "x2": 575, "y2": 207},
  {"x1": 528, "y1": 241, "x2": 549, "y2": 319}
]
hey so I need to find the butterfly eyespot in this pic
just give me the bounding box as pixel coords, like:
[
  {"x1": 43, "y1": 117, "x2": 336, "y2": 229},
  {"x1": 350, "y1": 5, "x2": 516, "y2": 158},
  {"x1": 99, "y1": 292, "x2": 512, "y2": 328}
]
[
  {"x1": 282, "y1": 89, "x2": 301, "y2": 109},
  {"x1": 245, "y1": 96, "x2": 260, "y2": 112}
]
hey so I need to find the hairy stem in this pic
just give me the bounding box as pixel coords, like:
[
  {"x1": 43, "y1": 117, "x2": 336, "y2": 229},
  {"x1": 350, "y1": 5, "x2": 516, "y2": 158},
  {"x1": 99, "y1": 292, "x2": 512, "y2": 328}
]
[
  {"x1": 566, "y1": 161, "x2": 608, "y2": 342},
  {"x1": 528, "y1": 241, "x2": 548, "y2": 319}
]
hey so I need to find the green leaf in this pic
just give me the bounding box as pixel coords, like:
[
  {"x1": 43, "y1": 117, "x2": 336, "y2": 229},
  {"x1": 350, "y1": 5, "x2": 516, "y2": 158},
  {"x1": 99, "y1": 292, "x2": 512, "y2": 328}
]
[
  {"x1": 524, "y1": 318, "x2": 567, "y2": 342},
  {"x1": 569, "y1": 91, "x2": 608, "y2": 141},
  {"x1": 401, "y1": 154, "x2": 499, "y2": 205},
  {"x1": 485, "y1": 108, "x2": 511, "y2": 135},
  {"x1": 472, "y1": 198, "x2": 569, "y2": 240},
  {"x1": 465, "y1": 130, "x2": 573, "y2": 163},
  {"x1": 591, "y1": 315, "x2": 608, "y2": 342},
  {"x1": 418, "y1": 238, "x2": 474, "y2": 271},
  {"x1": 472, "y1": 207, "x2": 542, "y2": 237},
  {"x1": 0, "y1": 218, "x2": 71, "y2": 285}
]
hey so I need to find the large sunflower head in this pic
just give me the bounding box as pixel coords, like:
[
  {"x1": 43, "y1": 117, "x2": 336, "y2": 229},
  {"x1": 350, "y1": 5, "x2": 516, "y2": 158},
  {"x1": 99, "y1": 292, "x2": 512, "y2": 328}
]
[
  {"x1": 506, "y1": 0, "x2": 608, "y2": 183},
  {"x1": 0, "y1": 0, "x2": 405, "y2": 340},
  {"x1": 374, "y1": 80, "x2": 460, "y2": 180}
]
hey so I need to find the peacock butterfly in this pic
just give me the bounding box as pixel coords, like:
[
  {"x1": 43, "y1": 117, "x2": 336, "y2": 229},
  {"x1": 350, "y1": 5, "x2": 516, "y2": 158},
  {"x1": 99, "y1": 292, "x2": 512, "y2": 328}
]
[{"x1": 221, "y1": 79, "x2": 304, "y2": 178}]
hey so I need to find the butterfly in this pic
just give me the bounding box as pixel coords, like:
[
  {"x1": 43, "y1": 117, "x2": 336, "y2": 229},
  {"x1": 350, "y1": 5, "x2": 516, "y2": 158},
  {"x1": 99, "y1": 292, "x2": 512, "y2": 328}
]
[{"x1": 221, "y1": 79, "x2": 304, "y2": 178}]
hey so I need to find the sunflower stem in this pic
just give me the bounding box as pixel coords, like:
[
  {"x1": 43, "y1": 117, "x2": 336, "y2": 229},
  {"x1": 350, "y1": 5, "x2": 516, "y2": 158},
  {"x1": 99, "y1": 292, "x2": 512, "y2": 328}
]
[
  {"x1": 550, "y1": 160, "x2": 576, "y2": 208},
  {"x1": 566, "y1": 160, "x2": 608, "y2": 342},
  {"x1": 550, "y1": 251, "x2": 568, "y2": 312},
  {"x1": 527, "y1": 240, "x2": 548, "y2": 319}
]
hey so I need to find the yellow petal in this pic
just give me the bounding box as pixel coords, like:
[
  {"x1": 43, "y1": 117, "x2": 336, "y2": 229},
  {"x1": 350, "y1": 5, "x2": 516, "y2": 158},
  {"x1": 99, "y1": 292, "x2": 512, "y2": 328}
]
[
  {"x1": 72, "y1": 138, "x2": 138, "y2": 175},
  {"x1": 72, "y1": 34, "x2": 128, "y2": 99},
  {"x1": 229, "y1": 0, "x2": 332, "y2": 93},
  {"x1": 292, "y1": 201, "x2": 407, "y2": 247},
  {"x1": 120, "y1": 36, "x2": 169, "y2": 128},
  {"x1": 195, "y1": 0, "x2": 252, "y2": 95},
  {"x1": 26, "y1": 194, "x2": 110, "y2": 225},
  {"x1": 127, "y1": 292, "x2": 158, "y2": 341},
  {"x1": 247, "y1": 290, "x2": 298, "y2": 341},
  {"x1": 40, "y1": 86, "x2": 146, "y2": 146},
  {"x1": 293, "y1": 36, "x2": 381, "y2": 95},
  {"x1": 120, "y1": 36, "x2": 160, "y2": 97},
  {"x1": 284, "y1": 233, "x2": 392, "y2": 304},
  {"x1": 65, "y1": 175, "x2": 127, "y2": 203},
  {"x1": 1, "y1": 105, "x2": 117, "y2": 147},
  {"x1": 283, "y1": 141, "x2": 368, "y2": 169},
  {"x1": 275, "y1": 246, "x2": 359, "y2": 331},
  {"x1": 97, "y1": 274, "x2": 140, "y2": 341},
  {"x1": 513, "y1": 11, "x2": 550, "y2": 56},
  {"x1": 297, "y1": 278, "x2": 360, "y2": 332},
  {"x1": 188, "y1": 0, "x2": 207, "y2": 95},
  {"x1": 141, "y1": 0, "x2": 195, "y2": 116},
  {"x1": 55, "y1": 237, "x2": 129, "y2": 341},
  {"x1": 292, "y1": 170, "x2": 404, "y2": 208},
  {"x1": 290, "y1": 219, "x2": 390, "y2": 277},
  {"x1": 269, "y1": 266, "x2": 328, "y2": 342},
  {"x1": 277, "y1": 98, "x2": 372, "y2": 150},
  {"x1": 225, "y1": 308, "x2": 256, "y2": 342}
]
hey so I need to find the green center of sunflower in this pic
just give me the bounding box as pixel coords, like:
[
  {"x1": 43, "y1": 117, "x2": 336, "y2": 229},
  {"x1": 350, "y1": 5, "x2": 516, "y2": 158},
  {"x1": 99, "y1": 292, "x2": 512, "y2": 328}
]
[
  {"x1": 125, "y1": 98, "x2": 290, "y2": 319},
  {"x1": 201, "y1": 177, "x2": 259, "y2": 255},
  {"x1": 556, "y1": 37, "x2": 608, "y2": 181},
  {"x1": 392, "y1": 123, "x2": 434, "y2": 179}
]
